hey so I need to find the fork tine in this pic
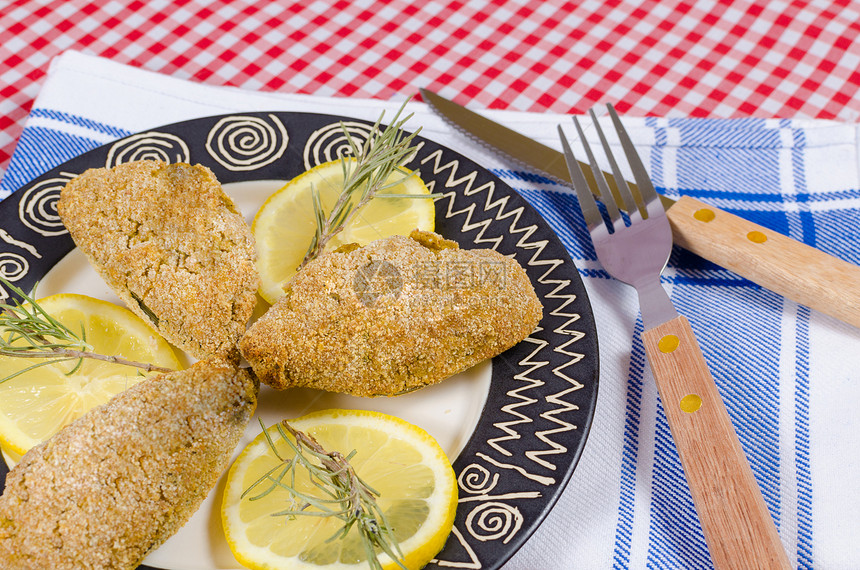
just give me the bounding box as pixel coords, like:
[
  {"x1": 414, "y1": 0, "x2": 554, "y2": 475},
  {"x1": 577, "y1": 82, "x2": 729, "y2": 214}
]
[
  {"x1": 589, "y1": 108, "x2": 641, "y2": 219},
  {"x1": 571, "y1": 116, "x2": 621, "y2": 225},
  {"x1": 557, "y1": 125, "x2": 603, "y2": 232},
  {"x1": 606, "y1": 104, "x2": 663, "y2": 218}
]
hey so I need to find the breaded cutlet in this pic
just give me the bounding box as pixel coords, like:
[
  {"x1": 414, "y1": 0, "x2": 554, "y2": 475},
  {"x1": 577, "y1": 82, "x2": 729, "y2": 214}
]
[
  {"x1": 57, "y1": 160, "x2": 259, "y2": 362},
  {"x1": 0, "y1": 359, "x2": 258, "y2": 570},
  {"x1": 240, "y1": 230, "x2": 542, "y2": 396}
]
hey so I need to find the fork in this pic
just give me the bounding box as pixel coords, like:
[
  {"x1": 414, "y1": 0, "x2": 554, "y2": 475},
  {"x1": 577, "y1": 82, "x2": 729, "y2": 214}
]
[{"x1": 558, "y1": 107, "x2": 792, "y2": 570}]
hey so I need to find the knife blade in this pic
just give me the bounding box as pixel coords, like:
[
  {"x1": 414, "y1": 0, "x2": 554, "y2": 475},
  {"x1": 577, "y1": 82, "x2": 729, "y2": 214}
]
[{"x1": 421, "y1": 88, "x2": 860, "y2": 329}]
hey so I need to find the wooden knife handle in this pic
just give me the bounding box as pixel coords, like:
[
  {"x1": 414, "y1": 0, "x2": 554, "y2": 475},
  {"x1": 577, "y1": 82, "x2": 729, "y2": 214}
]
[
  {"x1": 666, "y1": 195, "x2": 860, "y2": 328},
  {"x1": 643, "y1": 315, "x2": 792, "y2": 570}
]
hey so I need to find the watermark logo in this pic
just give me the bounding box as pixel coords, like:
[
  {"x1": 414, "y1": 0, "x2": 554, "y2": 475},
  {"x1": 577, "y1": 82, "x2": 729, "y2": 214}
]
[
  {"x1": 352, "y1": 259, "x2": 507, "y2": 307},
  {"x1": 415, "y1": 260, "x2": 507, "y2": 290},
  {"x1": 353, "y1": 260, "x2": 403, "y2": 307}
]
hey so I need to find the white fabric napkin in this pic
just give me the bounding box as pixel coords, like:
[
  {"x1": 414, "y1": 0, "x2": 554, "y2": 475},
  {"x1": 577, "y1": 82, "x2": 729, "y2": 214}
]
[{"x1": 2, "y1": 50, "x2": 859, "y2": 569}]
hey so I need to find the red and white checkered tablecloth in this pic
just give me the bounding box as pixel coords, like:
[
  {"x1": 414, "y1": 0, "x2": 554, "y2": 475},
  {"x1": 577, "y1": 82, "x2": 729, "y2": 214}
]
[{"x1": 2, "y1": 0, "x2": 860, "y2": 185}]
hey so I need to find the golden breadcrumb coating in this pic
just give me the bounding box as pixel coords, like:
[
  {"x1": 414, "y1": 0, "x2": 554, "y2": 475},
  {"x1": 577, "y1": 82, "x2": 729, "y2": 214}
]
[
  {"x1": 240, "y1": 230, "x2": 542, "y2": 396},
  {"x1": 0, "y1": 360, "x2": 258, "y2": 570},
  {"x1": 57, "y1": 160, "x2": 259, "y2": 362}
]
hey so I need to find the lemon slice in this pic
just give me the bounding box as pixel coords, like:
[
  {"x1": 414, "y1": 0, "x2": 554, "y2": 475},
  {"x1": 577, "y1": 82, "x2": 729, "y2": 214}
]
[
  {"x1": 1, "y1": 445, "x2": 21, "y2": 469},
  {"x1": 252, "y1": 159, "x2": 435, "y2": 303},
  {"x1": 222, "y1": 409, "x2": 458, "y2": 570},
  {"x1": 0, "y1": 293, "x2": 182, "y2": 456}
]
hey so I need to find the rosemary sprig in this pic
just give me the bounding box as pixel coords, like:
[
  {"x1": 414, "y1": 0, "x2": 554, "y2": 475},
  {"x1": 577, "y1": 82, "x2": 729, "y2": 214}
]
[
  {"x1": 0, "y1": 277, "x2": 174, "y2": 384},
  {"x1": 299, "y1": 99, "x2": 438, "y2": 271},
  {"x1": 244, "y1": 419, "x2": 408, "y2": 570}
]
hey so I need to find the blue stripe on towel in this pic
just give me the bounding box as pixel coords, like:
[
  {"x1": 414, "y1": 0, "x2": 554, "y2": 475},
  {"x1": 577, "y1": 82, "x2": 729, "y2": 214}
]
[
  {"x1": 29, "y1": 109, "x2": 130, "y2": 139},
  {"x1": 0, "y1": 111, "x2": 130, "y2": 196},
  {"x1": 0, "y1": 128, "x2": 101, "y2": 196},
  {"x1": 612, "y1": 318, "x2": 646, "y2": 569},
  {"x1": 649, "y1": 400, "x2": 711, "y2": 569},
  {"x1": 784, "y1": 120, "x2": 811, "y2": 244},
  {"x1": 785, "y1": 122, "x2": 815, "y2": 569},
  {"x1": 667, "y1": 118, "x2": 782, "y2": 148},
  {"x1": 675, "y1": 142, "x2": 782, "y2": 199},
  {"x1": 666, "y1": 116, "x2": 768, "y2": 132},
  {"x1": 795, "y1": 305, "x2": 814, "y2": 569}
]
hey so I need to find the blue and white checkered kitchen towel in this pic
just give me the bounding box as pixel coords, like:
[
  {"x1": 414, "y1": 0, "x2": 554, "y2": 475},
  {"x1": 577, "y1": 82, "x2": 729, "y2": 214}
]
[{"x1": 2, "y1": 51, "x2": 859, "y2": 569}]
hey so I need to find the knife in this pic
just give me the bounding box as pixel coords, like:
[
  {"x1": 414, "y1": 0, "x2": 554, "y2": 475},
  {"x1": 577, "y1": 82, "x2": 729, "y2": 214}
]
[{"x1": 421, "y1": 88, "x2": 860, "y2": 329}]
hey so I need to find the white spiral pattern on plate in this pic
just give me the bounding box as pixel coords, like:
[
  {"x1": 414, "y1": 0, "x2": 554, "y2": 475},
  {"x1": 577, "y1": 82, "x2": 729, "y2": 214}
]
[
  {"x1": 105, "y1": 132, "x2": 190, "y2": 166},
  {"x1": 0, "y1": 253, "x2": 29, "y2": 301},
  {"x1": 0, "y1": 253, "x2": 29, "y2": 281},
  {"x1": 465, "y1": 502, "x2": 524, "y2": 544},
  {"x1": 303, "y1": 121, "x2": 376, "y2": 169},
  {"x1": 205, "y1": 115, "x2": 288, "y2": 171},
  {"x1": 458, "y1": 463, "x2": 499, "y2": 494},
  {"x1": 18, "y1": 177, "x2": 70, "y2": 236}
]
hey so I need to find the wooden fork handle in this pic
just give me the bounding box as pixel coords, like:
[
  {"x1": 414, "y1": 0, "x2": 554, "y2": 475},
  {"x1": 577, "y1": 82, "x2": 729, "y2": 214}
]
[
  {"x1": 666, "y1": 195, "x2": 860, "y2": 329},
  {"x1": 643, "y1": 315, "x2": 792, "y2": 570}
]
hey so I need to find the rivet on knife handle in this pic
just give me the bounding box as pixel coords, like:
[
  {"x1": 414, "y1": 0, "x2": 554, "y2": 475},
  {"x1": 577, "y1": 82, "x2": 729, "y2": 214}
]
[{"x1": 667, "y1": 196, "x2": 860, "y2": 328}]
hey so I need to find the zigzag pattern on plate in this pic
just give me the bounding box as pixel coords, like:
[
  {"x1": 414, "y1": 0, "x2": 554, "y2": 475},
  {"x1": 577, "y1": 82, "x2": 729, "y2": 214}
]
[
  {"x1": 419, "y1": 147, "x2": 589, "y2": 474},
  {"x1": 420, "y1": 147, "x2": 592, "y2": 568}
]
